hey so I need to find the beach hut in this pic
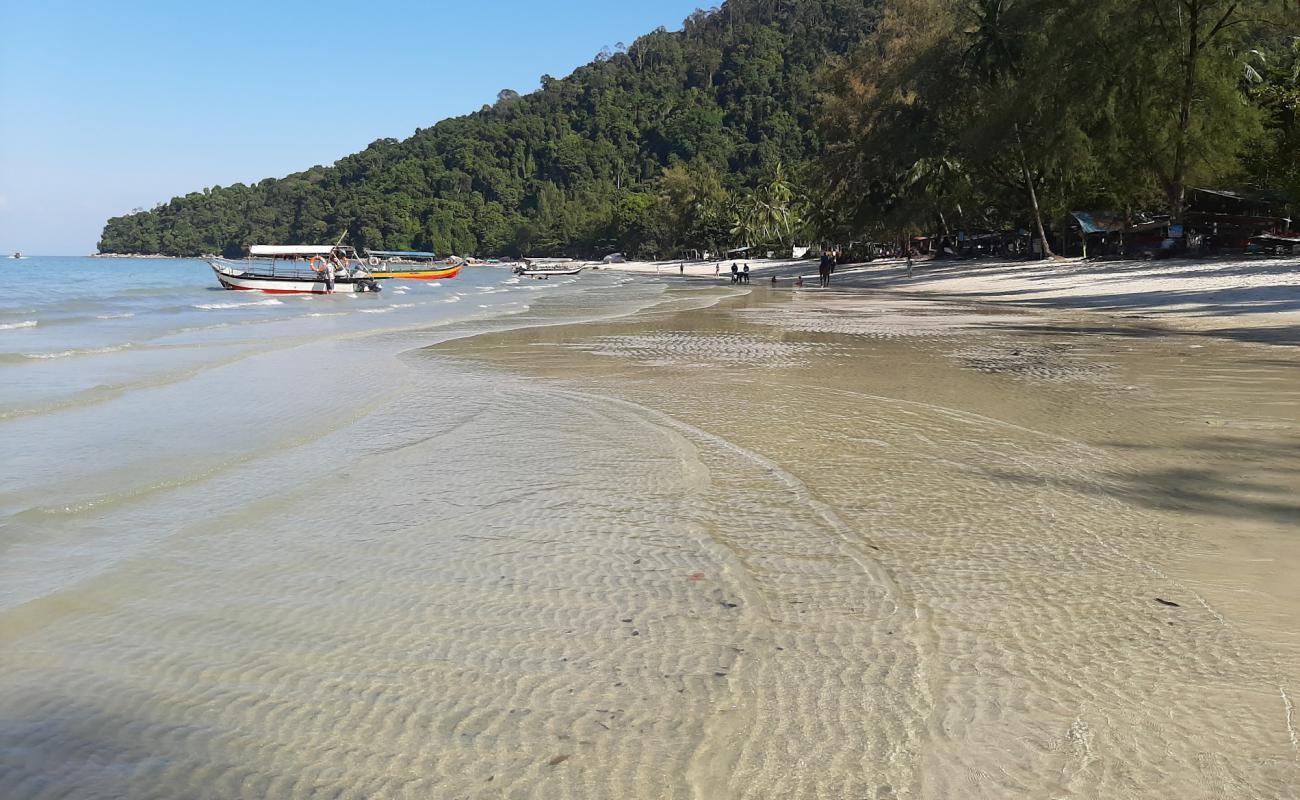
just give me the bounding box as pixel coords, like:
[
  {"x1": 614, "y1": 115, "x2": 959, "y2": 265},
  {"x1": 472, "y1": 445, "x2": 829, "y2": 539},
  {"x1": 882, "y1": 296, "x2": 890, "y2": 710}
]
[{"x1": 1185, "y1": 188, "x2": 1292, "y2": 251}]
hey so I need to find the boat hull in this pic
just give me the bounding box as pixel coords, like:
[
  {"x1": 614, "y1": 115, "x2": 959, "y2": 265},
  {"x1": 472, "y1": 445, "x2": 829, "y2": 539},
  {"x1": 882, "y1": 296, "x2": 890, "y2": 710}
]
[
  {"x1": 516, "y1": 267, "x2": 585, "y2": 277},
  {"x1": 371, "y1": 264, "x2": 463, "y2": 280},
  {"x1": 208, "y1": 262, "x2": 380, "y2": 295}
]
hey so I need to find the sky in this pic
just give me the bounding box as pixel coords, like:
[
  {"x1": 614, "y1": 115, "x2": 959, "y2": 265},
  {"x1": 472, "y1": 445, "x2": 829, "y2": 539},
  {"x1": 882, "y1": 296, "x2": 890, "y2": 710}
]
[{"x1": 0, "y1": 0, "x2": 705, "y2": 255}]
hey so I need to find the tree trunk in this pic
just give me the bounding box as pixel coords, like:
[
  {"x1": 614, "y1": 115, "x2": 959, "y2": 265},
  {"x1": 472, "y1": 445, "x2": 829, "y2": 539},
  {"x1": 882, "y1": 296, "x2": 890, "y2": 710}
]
[
  {"x1": 1015, "y1": 124, "x2": 1055, "y2": 258},
  {"x1": 1170, "y1": 0, "x2": 1203, "y2": 222}
]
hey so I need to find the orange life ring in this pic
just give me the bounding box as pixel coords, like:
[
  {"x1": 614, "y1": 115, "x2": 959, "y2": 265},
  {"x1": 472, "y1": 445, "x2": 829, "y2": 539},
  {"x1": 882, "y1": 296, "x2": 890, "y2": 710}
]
[{"x1": 309, "y1": 256, "x2": 328, "y2": 273}]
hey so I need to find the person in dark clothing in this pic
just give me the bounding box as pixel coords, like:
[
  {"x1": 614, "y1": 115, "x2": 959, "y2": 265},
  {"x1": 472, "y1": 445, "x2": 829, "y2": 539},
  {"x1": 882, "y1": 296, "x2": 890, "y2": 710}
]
[
  {"x1": 731, "y1": 263, "x2": 739, "y2": 284},
  {"x1": 742, "y1": 264, "x2": 751, "y2": 284},
  {"x1": 818, "y1": 252, "x2": 831, "y2": 287}
]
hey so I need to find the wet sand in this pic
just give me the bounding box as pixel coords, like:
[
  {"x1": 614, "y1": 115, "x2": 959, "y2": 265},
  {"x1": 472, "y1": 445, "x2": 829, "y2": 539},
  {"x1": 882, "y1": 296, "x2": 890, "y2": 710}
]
[
  {"x1": 432, "y1": 286, "x2": 1300, "y2": 798},
  {"x1": 3, "y1": 280, "x2": 1297, "y2": 799}
]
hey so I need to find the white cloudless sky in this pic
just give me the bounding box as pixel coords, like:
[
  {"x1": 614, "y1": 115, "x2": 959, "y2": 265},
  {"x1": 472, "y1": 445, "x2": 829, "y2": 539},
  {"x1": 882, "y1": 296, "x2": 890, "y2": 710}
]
[{"x1": 0, "y1": 0, "x2": 705, "y2": 254}]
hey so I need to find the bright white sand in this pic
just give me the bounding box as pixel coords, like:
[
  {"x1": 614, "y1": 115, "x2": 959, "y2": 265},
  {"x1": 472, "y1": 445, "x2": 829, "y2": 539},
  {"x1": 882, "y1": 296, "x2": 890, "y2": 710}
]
[{"x1": 599, "y1": 255, "x2": 1300, "y2": 341}]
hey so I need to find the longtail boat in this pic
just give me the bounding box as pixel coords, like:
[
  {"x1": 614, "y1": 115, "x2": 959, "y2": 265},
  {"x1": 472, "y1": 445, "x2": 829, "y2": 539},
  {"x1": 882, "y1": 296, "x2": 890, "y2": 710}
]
[
  {"x1": 208, "y1": 246, "x2": 382, "y2": 295},
  {"x1": 365, "y1": 250, "x2": 465, "y2": 280}
]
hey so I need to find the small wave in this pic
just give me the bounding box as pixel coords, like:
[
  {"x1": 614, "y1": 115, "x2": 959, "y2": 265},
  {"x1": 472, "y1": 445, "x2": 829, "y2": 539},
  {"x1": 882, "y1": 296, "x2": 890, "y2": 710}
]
[
  {"x1": 393, "y1": 289, "x2": 409, "y2": 295},
  {"x1": 359, "y1": 308, "x2": 395, "y2": 314},
  {"x1": 193, "y1": 299, "x2": 284, "y2": 310},
  {"x1": 443, "y1": 296, "x2": 462, "y2": 303},
  {"x1": 0, "y1": 320, "x2": 37, "y2": 331},
  {"x1": 425, "y1": 281, "x2": 443, "y2": 287},
  {"x1": 25, "y1": 343, "x2": 133, "y2": 360},
  {"x1": 95, "y1": 313, "x2": 135, "y2": 320}
]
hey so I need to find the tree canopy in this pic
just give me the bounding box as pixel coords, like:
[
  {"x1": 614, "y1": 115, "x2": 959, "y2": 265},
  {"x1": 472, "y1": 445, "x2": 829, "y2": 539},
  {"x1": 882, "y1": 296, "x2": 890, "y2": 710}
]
[
  {"x1": 99, "y1": 0, "x2": 882, "y2": 258},
  {"x1": 816, "y1": 0, "x2": 1299, "y2": 244},
  {"x1": 99, "y1": 0, "x2": 1299, "y2": 259}
]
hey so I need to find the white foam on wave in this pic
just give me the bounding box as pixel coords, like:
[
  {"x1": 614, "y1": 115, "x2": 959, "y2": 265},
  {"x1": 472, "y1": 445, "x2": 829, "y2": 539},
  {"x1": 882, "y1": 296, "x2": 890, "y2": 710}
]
[
  {"x1": 193, "y1": 299, "x2": 284, "y2": 310},
  {"x1": 25, "y1": 343, "x2": 133, "y2": 360},
  {"x1": 443, "y1": 295, "x2": 462, "y2": 303},
  {"x1": 95, "y1": 313, "x2": 135, "y2": 320},
  {"x1": 0, "y1": 320, "x2": 38, "y2": 331}
]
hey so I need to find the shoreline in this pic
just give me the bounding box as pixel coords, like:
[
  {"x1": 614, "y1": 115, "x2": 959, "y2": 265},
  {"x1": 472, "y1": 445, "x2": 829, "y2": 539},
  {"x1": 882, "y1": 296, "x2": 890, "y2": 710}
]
[
  {"x1": 3, "y1": 268, "x2": 1297, "y2": 797},
  {"x1": 600, "y1": 254, "x2": 1300, "y2": 345}
]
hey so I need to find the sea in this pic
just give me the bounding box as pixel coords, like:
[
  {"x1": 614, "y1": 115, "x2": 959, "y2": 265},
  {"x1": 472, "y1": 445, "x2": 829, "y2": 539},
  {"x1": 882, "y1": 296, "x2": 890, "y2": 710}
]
[{"x1": 2, "y1": 256, "x2": 1298, "y2": 799}]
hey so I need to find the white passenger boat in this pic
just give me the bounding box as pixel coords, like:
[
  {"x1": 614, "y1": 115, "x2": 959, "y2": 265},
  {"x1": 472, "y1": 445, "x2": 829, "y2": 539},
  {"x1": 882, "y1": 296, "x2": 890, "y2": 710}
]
[
  {"x1": 512, "y1": 261, "x2": 586, "y2": 278},
  {"x1": 208, "y1": 245, "x2": 382, "y2": 294}
]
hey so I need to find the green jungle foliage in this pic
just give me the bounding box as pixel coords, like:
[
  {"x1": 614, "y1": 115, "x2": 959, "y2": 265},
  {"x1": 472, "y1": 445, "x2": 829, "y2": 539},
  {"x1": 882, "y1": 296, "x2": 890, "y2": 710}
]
[
  {"x1": 816, "y1": 0, "x2": 1299, "y2": 250},
  {"x1": 100, "y1": 0, "x2": 1297, "y2": 258},
  {"x1": 99, "y1": 0, "x2": 884, "y2": 258}
]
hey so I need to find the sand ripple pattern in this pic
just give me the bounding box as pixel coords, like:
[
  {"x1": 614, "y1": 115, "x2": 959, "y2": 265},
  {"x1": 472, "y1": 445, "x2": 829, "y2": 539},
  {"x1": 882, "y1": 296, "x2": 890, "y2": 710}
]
[
  {"x1": 572, "y1": 333, "x2": 829, "y2": 368},
  {"x1": 437, "y1": 301, "x2": 1300, "y2": 799},
  {"x1": 4, "y1": 287, "x2": 1297, "y2": 800}
]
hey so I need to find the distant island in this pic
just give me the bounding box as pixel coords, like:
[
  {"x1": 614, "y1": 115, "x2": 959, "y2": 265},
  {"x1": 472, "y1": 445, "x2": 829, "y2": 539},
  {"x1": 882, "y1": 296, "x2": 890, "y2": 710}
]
[{"x1": 99, "y1": 0, "x2": 1298, "y2": 261}]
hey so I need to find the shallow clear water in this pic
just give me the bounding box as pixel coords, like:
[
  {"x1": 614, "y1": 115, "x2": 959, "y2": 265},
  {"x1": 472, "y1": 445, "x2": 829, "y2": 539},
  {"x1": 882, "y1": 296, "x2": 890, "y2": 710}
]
[{"x1": 1, "y1": 268, "x2": 1297, "y2": 799}]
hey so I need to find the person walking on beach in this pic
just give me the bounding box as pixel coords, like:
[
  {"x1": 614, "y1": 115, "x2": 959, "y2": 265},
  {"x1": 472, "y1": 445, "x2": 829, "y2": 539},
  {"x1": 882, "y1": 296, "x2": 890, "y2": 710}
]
[
  {"x1": 818, "y1": 252, "x2": 831, "y2": 287},
  {"x1": 906, "y1": 248, "x2": 914, "y2": 278},
  {"x1": 679, "y1": 262, "x2": 685, "y2": 275},
  {"x1": 731, "y1": 263, "x2": 739, "y2": 284},
  {"x1": 742, "y1": 264, "x2": 751, "y2": 284}
]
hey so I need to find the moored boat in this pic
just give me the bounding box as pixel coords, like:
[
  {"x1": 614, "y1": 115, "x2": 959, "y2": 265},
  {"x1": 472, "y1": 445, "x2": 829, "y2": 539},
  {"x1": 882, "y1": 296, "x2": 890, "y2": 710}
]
[
  {"x1": 208, "y1": 246, "x2": 382, "y2": 294},
  {"x1": 364, "y1": 250, "x2": 465, "y2": 280},
  {"x1": 512, "y1": 260, "x2": 586, "y2": 278}
]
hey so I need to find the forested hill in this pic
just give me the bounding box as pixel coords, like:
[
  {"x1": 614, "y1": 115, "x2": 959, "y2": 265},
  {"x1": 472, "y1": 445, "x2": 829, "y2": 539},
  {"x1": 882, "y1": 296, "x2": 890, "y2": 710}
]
[{"x1": 99, "y1": 0, "x2": 881, "y2": 258}]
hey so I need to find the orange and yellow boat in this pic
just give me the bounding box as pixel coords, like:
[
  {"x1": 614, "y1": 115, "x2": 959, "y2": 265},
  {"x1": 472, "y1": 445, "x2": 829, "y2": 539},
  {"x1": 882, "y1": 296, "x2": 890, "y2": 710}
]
[{"x1": 366, "y1": 251, "x2": 464, "y2": 281}]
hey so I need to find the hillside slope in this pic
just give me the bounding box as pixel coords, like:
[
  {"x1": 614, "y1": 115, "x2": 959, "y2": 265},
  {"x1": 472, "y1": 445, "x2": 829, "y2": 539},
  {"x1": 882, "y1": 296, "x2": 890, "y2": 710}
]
[{"x1": 99, "y1": 0, "x2": 880, "y2": 258}]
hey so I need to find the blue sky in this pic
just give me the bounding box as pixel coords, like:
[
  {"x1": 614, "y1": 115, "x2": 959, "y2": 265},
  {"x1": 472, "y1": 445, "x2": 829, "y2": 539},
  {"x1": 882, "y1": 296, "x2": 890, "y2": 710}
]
[{"x1": 0, "y1": 0, "x2": 705, "y2": 254}]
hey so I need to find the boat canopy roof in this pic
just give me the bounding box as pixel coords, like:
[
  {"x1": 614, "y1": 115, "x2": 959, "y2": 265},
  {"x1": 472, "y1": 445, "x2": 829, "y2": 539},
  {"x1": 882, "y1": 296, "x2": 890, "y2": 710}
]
[
  {"x1": 367, "y1": 250, "x2": 439, "y2": 258},
  {"x1": 249, "y1": 245, "x2": 344, "y2": 256}
]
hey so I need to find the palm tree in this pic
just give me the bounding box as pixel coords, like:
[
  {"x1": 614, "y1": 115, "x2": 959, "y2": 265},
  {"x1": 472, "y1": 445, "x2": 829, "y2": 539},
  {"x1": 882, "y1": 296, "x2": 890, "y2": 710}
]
[
  {"x1": 731, "y1": 164, "x2": 804, "y2": 251},
  {"x1": 963, "y1": 0, "x2": 1056, "y2": 257},
  {"x1": 902, "y1": 154, "x2": 969, "y2": 238}
]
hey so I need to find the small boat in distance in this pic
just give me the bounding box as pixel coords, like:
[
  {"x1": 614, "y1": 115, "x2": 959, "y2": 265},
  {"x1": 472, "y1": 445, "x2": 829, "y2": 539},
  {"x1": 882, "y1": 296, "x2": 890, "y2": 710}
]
[
  {"x1": 513, "y1": 259, "x2": 586, "y2": 278},
  {"x1": 364, "y1": 250, "x2": 465, "y2": 280},
  {"x1": 208, "y1": 245, "x2": 382, "y2": 294},
  {"x1": 10, "y1": 252, "x2": 20, "y2": 259}
]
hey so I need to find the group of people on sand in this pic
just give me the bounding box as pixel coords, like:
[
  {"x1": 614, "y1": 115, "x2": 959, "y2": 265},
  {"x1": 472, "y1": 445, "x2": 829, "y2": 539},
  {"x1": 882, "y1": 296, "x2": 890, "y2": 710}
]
[
  {"x1": 817, "y1": 249, "x2": 841, "y2": 288},
  {"x1": 729, "y1": 263, "x2": 751, "y2": 284}
]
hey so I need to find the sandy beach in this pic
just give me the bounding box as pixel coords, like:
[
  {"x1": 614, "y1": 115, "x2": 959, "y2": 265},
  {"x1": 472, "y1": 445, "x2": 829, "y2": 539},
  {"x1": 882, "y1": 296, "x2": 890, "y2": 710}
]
[
  {"x1": 602, "y1": 254, "x2": 1300, "y2": 344},
  {"x1": 3, "y1": 262, "x2": 1298, "y2": 799},
  {"x1": 430, "y1": 285, "x2": 1300, "y2": 797}
]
